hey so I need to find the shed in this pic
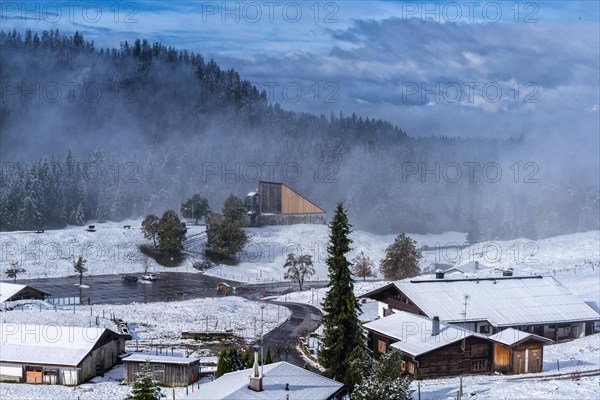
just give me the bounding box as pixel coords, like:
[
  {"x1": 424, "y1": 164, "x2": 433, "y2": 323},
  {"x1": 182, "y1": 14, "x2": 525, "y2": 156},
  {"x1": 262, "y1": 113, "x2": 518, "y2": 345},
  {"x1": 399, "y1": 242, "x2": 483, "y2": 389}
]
[
  {"x1": 488, "y1": 328, "x2": 553, "y2": 374},
  {"x1": 0, "y1": 282, "x2": 50, "y2": 303},
  {"x1": 0, "y1": 323, "x2": 128, "y2": 385},
  {"x1": 123, "y1": 354, "x2": 200, "y2": 387}
]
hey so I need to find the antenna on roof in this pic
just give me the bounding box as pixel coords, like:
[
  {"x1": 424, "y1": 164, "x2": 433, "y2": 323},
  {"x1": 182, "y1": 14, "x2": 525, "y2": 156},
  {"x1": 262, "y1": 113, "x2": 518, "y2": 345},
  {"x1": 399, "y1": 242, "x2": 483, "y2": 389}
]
[{"x1": 460, "y1": 294, "x2": 469, "y2": 352}]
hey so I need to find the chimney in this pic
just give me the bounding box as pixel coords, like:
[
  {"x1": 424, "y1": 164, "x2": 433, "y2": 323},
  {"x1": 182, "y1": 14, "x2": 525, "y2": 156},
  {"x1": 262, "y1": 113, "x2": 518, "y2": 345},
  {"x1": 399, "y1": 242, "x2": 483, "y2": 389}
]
[
  {"x1": 475, "y1": 261, "x2": 479, "y2": 270},
  {"x1": 249, "y1": 345, "x2": 263, "y2": 392},
  {"x1": 432, "y1": 316, "x2": 440, "y2": 336},
  {"x1": 435, "y1": 269, "x2": 445, "y2": 279},
  {"x1": 503, "y1": 268, "x2": 513, "y2": 277}
]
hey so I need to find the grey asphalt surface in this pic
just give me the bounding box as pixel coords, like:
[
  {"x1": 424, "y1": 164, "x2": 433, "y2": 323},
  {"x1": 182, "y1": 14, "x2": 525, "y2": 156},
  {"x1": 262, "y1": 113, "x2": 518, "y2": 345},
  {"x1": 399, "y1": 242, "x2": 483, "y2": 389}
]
[
  {"x1": 261, "y1": 301, "x2": 323, "y2": 366},
  {"x1": 19, "y1": 273, "x2": 328, "y2": 305}
]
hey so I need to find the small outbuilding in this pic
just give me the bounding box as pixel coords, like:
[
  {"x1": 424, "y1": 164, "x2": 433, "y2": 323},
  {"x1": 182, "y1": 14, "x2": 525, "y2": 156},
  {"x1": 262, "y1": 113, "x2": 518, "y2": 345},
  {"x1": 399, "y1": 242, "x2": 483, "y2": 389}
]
[
  {"x1": 489, "y1": 328, "x2": 553, "y2": 374},
  {"x1": 0, "y1": 282, "x2": 50, "y2": 303},
  {"x1": 123, "y1": 354, "x2": 200, "y2": 387}
]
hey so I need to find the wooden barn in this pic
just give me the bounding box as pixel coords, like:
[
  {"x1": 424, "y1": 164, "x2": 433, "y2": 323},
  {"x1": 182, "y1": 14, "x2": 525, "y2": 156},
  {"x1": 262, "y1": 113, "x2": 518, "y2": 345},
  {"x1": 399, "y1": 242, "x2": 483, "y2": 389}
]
[
  {"x1": 246, "y1": 181, "x2": 326, "y2": 226},
  {"x1": 364, "y1": 311, "x2": 493, "y2": 379},
  {"x1": 488, "y1": 328, "x2": 553, "y2": 374},
  {"x1": 0, "y1": 323, "x2": 128, "y2": 385},
  {"x1": 360, "y1": 274, "x2": 600, "y2": 341},
  {"x1": 123, "y1": 354, "x2": 200, "y2": 387},
  {"x1": 0, "y1": 282, "x2": 50, "y2": 303}
]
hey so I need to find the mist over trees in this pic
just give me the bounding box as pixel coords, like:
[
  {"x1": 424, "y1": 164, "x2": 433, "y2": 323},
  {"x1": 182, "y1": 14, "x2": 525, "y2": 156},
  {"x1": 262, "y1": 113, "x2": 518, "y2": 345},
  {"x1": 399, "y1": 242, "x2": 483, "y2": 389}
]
[{"x1": 1, "y1": 29, "x2": 598, "y2": 240}]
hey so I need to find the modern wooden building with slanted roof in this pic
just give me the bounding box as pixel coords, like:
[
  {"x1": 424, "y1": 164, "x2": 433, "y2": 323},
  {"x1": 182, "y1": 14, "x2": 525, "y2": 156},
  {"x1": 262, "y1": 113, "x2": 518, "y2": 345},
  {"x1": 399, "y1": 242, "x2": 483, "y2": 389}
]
[{"x1": 246, "y1": 181, "x2": 326, "y2": 226}]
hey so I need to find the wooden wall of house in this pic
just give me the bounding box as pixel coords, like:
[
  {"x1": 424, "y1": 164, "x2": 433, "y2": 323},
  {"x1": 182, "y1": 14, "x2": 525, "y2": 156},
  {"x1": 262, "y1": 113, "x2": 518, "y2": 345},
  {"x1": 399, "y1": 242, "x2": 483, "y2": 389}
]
[
  {"x1": 492, "y1": 343, "x2": 512, "y2": 374},
  {"x1": 280, "y1": 185, "x2": 324, "y2": 215},
  {"x1": 415, "y1": 336, "x2": 493, "y2": 379},
  {"x1": 80, "y1": 336, "x2": 124, "y2": 383},
  {"x1": 124, "y1": 362, "x2": 200, "y2": 387},
  {"x1": 367, "y1": 331, "x2": 397, "y2": 360}
]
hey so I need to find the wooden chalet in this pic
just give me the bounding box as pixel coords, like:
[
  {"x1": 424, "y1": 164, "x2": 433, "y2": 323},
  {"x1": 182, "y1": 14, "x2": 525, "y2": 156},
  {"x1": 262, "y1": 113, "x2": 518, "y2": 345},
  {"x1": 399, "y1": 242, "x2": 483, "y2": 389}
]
[
  {"x1": 360, "y1": 274, "x2": 600, "y2": 341},
  {"x1": 123, "y1": 354, "x2": 200, "y2": 387},
  {"x1": 364, "y1": 312, "x2": 493, "y2": 379}
]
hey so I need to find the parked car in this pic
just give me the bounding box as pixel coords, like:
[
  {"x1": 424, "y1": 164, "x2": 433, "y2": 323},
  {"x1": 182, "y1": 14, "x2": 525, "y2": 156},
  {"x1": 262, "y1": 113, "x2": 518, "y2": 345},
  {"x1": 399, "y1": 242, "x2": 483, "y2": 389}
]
[
  {"x1": 142, "y1": 273, "x2": 158, "y2": 281},
  {"x1": 122, "y1": 275, "x2": 138, "y2": 283}
]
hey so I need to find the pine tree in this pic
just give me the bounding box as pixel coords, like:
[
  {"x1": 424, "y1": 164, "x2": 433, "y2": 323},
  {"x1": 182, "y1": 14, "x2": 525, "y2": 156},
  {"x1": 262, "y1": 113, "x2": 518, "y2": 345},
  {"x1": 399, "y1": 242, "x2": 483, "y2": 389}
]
[
  {"x1": 379, "y1": 233, "x2": 422, "y2": 280},
  {"x1": 222, "y1": 194, "x2": 246, "y2": 223},
  {"x1": 180, "y1": 194, "x2": 211, "y2": 224},
  {"x1": 319, "y1": 203, "x2": 365, "y2": 390},
  {"x1": 124, "y1": 361, "x2": 161, "y2": 400},
  {"x1": 215, "y1": 347, "x2": 243, "y2": 378},
  {"x1": 352, "y1": 251, "x2": 375, "y2": 281},
  {"x1": 265, "y1": 346, "x2": 273, "y2": 364},
  {"x1": 352, "y1": 351, "x2": 413, "y2": 400}
]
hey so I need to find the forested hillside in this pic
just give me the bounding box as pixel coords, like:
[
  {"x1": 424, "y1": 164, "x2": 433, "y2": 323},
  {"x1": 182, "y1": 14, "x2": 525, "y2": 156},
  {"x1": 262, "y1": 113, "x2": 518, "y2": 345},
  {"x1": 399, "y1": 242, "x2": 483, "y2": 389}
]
[{"x1": 1, "y1": 29, "x2": 597, "y2": 239}]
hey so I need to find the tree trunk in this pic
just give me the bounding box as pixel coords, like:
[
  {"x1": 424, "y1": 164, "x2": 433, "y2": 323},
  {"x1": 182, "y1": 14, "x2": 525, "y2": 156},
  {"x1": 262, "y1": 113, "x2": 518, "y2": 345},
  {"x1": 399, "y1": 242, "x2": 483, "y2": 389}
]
[
  {"x1": 79, "y1": 273, "x2": 83, "y2": 286},
  {"x1": 298, "y1": 279, "x2": 303, "y2": 291},
  {"x1": 152, "y1": 235, "x2": 157, "y2": 249}
]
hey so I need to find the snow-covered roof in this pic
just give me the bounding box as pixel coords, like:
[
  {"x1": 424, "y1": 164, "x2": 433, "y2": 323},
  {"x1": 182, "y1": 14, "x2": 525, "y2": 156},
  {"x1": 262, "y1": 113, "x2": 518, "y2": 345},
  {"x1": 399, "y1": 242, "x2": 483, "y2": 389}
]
[
  {"x1": 183, "y1": 361, "x2": 344, "y2": 400},
  {"x1": 123, "y1": 354, "x2": 199, "y2": 365},
  {"x1": 389, "y1": 276, "x2": 600, "y2": 327},
  {"x1": 0, "y1": 322, "x2": 117, "y2": 367},
  {"x1": 488, "y1": 328, "x2": 553, "y2": 347},
  {"x1": 247, "y1": 192, "x2": 257, "y2": 196},
  {"x1": 446, "y1": 261, "x2": 489, "y2": 274},
  {"x1": 423, "y1": 263, "x2": 454, "y2": 273},
  {"x1": 0, "y1": 282, "x2": 48, "y2": 303},
  {"x1": 364, "y1": 311, "x2": 483, "y2": 357}
]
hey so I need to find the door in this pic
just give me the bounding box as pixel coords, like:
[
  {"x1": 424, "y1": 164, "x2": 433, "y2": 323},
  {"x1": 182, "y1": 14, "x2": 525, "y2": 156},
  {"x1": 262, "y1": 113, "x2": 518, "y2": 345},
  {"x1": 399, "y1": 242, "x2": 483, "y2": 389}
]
[
  {"x1": 25, "y1": 366, "x2": 42, "y2": 384},
  {"x1": 528, "y1": 348, "x2": 542, "y2": 373},
  {"x1": 513, "y1": 351, "x2": 525, "y2": 374}
]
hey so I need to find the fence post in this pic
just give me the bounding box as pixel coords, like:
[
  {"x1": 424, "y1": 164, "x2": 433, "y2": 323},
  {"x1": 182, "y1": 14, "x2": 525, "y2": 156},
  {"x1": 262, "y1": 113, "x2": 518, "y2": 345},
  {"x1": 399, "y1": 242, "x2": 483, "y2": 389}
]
[{"x1": 418, "y1": 381, "x2": 421, "y2": 400}]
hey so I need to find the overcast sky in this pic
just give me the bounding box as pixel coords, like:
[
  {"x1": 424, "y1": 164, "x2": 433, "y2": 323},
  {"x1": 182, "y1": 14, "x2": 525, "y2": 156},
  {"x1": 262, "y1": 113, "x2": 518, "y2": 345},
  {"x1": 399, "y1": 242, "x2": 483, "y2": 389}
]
[{"x1": 2, "y1": 0, "x2": 599, "y2": 140}]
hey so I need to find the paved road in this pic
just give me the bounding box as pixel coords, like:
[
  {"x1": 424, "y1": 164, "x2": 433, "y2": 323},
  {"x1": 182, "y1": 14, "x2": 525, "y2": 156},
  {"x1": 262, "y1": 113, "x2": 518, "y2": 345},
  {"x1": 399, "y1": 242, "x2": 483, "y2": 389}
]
[{"x1": 261, "y1": 301, "x2": 323, "y2": 366}]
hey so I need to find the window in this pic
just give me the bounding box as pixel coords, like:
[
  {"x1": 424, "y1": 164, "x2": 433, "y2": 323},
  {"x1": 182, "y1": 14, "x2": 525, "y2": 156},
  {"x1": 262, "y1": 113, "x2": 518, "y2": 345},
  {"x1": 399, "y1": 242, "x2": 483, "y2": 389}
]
[
  {"x1": 479, "y1": 325, "x2": 490, "y2": 334},
  {"x1": 377, "y1": 339, "x2": 387, "y2": 354},
  {"x1": 471, "y1": 359, "x2": 488, "y2": 371},
  {"x1": 152, "y1": 365, "x2": 165, "y2": 373}
]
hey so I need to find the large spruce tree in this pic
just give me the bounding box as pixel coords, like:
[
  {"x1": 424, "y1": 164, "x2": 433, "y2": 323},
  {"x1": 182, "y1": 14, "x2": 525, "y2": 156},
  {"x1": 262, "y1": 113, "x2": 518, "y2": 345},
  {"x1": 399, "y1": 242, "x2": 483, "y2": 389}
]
[{"x1": 319, "y1": 203, "x2": 365, "y2": 389}]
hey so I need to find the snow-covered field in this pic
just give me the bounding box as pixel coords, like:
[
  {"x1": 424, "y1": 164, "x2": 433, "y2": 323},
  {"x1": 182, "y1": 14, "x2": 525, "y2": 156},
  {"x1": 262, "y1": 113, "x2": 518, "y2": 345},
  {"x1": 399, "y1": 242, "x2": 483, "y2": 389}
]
[
  {"x1": 2, "y1": 219, "x2": 597, "y2": 285},
  {"x1": 0, "y1": 219, "x2": 467, "y2": 282},
  {"x1": 2, "y1": 297, "x2": 287, "y2": 342}
]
